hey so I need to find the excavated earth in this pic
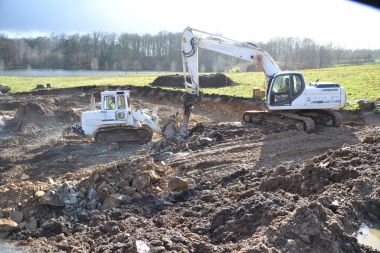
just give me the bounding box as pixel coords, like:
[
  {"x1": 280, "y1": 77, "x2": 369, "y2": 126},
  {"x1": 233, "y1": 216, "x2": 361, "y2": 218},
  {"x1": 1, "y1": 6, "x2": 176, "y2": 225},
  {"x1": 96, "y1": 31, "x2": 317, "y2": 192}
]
[
  {"x1": 0, "y1": 85, "x2": 379, "y2": 253},
  {"x1": 150, "y1": 73, "x2": 237, "y2": 88}
]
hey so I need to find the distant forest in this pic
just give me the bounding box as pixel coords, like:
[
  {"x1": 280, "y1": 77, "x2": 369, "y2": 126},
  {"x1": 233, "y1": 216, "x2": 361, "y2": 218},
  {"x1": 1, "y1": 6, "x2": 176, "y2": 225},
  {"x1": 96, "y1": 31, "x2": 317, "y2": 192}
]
[{"x1": 0, "y1": 31, "x2": 379, "y2": 72}]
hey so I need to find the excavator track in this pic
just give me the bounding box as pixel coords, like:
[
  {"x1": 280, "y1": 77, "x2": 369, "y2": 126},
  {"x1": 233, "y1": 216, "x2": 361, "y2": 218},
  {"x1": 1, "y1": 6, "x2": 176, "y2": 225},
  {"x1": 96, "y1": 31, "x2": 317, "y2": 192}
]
[
  {"x1": 94, "y1": 125, "x2": 153, "y2": 144},
  {"x1": 243, "y1": 110, "x2": 316, "y2": 133},
  {"x1": 298, "y1": 110, "x2": 342, "y2": 127}
]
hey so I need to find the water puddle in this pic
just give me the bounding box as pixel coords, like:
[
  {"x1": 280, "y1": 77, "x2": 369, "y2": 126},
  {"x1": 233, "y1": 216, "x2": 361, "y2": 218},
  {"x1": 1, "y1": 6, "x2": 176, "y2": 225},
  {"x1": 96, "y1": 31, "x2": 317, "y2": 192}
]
[{"x1": 357, "y1": 223, "x2": 380, "y2": 251}]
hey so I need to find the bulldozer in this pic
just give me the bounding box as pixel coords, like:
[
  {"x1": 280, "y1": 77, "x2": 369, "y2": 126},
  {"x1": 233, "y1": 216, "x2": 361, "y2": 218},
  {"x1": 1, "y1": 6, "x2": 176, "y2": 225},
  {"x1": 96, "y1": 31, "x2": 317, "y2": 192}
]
[{"x1": 64, "y1": 90, "x2": 180, "y2": 144}]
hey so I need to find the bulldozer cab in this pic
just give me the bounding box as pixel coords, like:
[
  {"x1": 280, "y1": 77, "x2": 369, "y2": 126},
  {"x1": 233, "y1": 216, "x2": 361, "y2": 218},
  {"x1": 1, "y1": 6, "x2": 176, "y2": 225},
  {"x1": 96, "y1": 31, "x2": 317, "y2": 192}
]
[
  {"x1": 268, "y1": 72, "x2": 305, "y2": 107},
  {"x1": 100, "y1": 91, "x2": 130, "y2": 121}
]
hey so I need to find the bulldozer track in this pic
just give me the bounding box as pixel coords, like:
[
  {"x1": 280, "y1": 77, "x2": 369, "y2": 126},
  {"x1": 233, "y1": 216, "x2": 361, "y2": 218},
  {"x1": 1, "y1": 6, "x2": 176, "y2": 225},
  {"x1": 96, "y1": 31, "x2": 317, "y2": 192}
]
[{"x1": 94, "y1": 125, "x2": 153, "y2": 144}]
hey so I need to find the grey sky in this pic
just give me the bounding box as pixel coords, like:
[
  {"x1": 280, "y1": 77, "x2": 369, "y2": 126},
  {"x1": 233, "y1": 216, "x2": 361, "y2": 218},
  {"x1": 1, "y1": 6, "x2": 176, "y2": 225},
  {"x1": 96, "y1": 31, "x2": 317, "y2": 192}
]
[{"x1": 0, "y1": 0, "x2": 379, "y2": 49}]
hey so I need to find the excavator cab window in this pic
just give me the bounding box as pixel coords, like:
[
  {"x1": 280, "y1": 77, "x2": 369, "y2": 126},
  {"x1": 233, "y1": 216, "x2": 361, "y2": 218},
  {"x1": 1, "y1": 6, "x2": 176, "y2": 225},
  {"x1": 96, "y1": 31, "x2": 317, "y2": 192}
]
[
  {"x1": 292, "y1": 75, "x2": 302, "y2": 96},
  {"x1": 104, "y1": 95, "x2": 116, "y2": 110},
  {"x1": 271, "y1": 75, "x2": 290, "y2": 104}
]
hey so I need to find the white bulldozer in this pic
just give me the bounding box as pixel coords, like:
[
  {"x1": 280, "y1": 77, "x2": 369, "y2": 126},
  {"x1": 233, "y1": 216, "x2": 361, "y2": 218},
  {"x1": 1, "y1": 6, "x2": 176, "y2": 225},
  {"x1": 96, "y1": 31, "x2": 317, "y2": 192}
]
[{"x1": 65, "y1": 90, "x2": 180, "y2": 143}]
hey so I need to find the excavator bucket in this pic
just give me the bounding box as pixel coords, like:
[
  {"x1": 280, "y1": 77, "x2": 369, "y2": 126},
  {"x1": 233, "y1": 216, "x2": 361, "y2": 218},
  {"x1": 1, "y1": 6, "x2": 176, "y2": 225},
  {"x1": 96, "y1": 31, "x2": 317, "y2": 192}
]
[{"x1": 161, "y1": 112, "x2": 182, "y2": 139}]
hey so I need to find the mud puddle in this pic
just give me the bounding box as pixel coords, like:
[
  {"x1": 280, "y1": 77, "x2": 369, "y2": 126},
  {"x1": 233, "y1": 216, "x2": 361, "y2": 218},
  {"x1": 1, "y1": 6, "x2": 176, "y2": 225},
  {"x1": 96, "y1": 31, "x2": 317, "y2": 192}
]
[{"x1": 357, "y1": 223, "x2": 380, "y2": 251}]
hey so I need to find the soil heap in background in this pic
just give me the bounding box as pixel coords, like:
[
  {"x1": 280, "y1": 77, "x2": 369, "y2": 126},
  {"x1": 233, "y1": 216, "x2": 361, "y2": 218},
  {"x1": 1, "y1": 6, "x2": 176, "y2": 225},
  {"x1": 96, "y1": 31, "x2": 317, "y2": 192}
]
[{"x1": 150, "y1": 73, "x2": 237, "y2": 88}]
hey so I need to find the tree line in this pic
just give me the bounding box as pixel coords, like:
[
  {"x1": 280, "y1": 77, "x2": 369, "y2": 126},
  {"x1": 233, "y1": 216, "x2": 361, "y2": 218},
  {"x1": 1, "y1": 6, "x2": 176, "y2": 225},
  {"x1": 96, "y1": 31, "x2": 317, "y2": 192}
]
[{"x1": 0, "y1": 32, "x2": 378, "y2": 72}]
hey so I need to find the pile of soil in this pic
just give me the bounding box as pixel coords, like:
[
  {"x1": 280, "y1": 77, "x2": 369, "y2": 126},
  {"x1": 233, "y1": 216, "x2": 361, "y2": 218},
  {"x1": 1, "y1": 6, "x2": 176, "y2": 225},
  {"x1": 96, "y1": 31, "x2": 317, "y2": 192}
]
[
  {"x1": 150, "y1": 73, "x2": 237, "y2": 88},
  {"x1": 0, "y1": 86, "x2": 379, "y2": 253}
]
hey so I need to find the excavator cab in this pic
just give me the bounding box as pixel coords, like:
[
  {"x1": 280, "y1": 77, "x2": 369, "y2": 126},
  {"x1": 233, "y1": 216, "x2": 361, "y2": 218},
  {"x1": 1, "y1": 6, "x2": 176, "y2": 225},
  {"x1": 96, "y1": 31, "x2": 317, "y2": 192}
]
[{"x1": 268, "y1": 72, "x2": 305, "y2": 108}]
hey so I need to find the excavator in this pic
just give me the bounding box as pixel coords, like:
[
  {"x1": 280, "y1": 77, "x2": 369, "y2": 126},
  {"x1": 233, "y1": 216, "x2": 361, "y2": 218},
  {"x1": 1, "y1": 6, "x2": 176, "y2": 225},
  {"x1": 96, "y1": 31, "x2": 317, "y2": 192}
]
[{"x1": 180, "y1": 27, "x2": 346, "y2": 137}]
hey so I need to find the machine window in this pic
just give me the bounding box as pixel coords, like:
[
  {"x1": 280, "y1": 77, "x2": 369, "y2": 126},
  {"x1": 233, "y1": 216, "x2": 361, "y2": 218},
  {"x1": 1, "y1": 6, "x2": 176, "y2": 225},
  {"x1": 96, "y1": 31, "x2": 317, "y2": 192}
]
[
  {"x1": 117, "y1": 95, "x2": 126, "y2": 109},
  {"x1": 272, "y1": 75, "x2": 290, "y2": 102},
  {"x1": 292, "y1": 75, "x2": 302, "y2": 96},
  {"x1": 104, "y1": 95, "x2": 116, "y2": 110}
]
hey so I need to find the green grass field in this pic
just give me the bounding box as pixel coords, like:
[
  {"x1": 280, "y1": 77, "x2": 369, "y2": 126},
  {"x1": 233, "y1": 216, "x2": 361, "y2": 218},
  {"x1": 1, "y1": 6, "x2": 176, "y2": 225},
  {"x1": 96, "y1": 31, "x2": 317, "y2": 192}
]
[{"x1": 1, "y1": 63, "x2": 379, "y2": 109}]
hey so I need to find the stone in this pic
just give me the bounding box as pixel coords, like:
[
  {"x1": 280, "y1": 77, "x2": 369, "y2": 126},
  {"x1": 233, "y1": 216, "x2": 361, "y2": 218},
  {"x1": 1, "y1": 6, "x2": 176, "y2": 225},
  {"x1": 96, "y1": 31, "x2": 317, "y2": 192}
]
[
  {"x1": 64, "y1": 193, "x2": 78, "y2": 205},
  {"x1": 88, "y1": 188, "x2": 97, "y2": 200},
  {"x1": 198, "y1": 136, "x2": 213, "y2": 146},
  {"x1": 0, "y1": 219, "x2": 18, "y2": 232},
  {"x1": 9, "y1": 211, "x2": 23, "y2": 224},
  {"x1": 358, "y1": 100, "x2": 376, "y2": 111},
  {"x1": 303, "y1": 159, "x2": 314, "y2": 168},
  {"x1": 87, "y1": 199, "x2": 97, "y2": 210},
  {"x1": 35, "y1": 190, "x2": 45, "y2": 198},
  {"x1": 147, "y1": 170, "x2": 160, "y2": 183},
  {"x1": 26, "y1": 218, "x2": 37, "y2": 230},
  {"x1": 67, "y1": 155, "x2": 74, "y2": 163},
  {"x1": 101, "y1": 194, "x2": 129, "y2": 210},
  {"x1": 39, "y1": 196, "x2": 65, "y2": 207},
  {"x1": 109, "y1": 142, "x2": 120, "y2": 150},
  {"x1": 136, "y1": 240, "x2": 150, "y2": 253},
  {"x1": 98, "y1": 187, "x2": 110, "y2": 202},
  {"x1": 167, "y1": 176, "x2": 190, "y2": 191},
  {"x1": 121, "y1": 186, "x2": 137, "y2": 196},
  {"x1": 300, "y1": 234, "x2": 311, "y2": 243},
  {"x1": 117, "y1": 179, "x2": 131, "y2": 188},
  {"x1": 132, "y1": 174, "x2": 151, "y2": 192},
  {"x1": 98, "y1": 182, "x2": 115, "y2": 194},
  {"x1": 78, "y1": 187, "x2": 87, "y2": 198}
]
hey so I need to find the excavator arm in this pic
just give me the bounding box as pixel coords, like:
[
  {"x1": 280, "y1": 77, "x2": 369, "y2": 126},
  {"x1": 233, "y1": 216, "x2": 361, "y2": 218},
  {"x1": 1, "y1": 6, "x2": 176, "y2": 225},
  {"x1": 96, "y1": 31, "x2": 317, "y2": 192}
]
[{"x1": 180, "y1": 27, "x2": 281, "y2": 137}]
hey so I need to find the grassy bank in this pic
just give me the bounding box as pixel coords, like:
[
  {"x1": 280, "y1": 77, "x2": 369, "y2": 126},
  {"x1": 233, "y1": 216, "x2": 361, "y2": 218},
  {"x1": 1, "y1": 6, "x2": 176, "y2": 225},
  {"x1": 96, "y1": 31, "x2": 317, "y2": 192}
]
[{"x1": 1, "y1": 63, "x2": 379, "y2": 109}]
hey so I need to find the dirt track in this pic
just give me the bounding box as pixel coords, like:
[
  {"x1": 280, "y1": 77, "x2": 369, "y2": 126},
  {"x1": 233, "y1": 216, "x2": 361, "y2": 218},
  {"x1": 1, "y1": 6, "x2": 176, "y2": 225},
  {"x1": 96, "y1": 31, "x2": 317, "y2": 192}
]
[{"x1": 0, "y1": 86, "x2": 379, "y2": 252}]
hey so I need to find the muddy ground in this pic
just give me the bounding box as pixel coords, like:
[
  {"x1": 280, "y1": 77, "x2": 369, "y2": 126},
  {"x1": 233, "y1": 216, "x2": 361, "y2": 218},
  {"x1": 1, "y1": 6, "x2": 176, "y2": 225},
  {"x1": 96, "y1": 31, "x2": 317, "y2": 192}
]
[{"x1": 0, "y1": 86, "x2": 379, "y2": 253}]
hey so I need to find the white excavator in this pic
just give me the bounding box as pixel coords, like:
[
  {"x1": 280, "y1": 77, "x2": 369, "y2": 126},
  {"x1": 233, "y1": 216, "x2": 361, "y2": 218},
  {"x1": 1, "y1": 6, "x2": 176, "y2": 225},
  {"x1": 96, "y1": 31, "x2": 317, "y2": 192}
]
[
  {"x1": 180, "y1": 27, "x2": 346, "y2": 136},
  {"x1": 66, "y1": 90, "x2": 179, "y2": 143}
]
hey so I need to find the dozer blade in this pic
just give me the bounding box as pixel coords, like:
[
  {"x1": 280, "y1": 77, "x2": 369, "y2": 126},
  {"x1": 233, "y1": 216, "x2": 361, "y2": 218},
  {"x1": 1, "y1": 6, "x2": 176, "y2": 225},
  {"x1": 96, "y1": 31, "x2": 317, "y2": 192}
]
[{"x1": 161, "y1": 112, "x2": 182, "y2": 139}]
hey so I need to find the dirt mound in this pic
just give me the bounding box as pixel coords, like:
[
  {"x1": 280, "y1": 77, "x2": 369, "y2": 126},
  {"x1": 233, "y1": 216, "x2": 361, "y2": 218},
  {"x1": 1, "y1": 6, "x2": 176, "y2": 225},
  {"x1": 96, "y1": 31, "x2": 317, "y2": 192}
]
[
  {"x1": 4, "y1": 99, "x2": 79, "y2": 132},
  {"x1": 150, "y1": 73, "x2": 237, "y2": 88}
]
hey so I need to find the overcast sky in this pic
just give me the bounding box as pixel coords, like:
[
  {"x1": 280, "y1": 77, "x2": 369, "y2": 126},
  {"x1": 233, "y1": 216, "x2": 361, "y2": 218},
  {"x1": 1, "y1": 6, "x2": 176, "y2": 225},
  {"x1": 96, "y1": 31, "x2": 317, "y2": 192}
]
[{"x1": 0, "y1": 0, "x2": 379, "y2": 49}]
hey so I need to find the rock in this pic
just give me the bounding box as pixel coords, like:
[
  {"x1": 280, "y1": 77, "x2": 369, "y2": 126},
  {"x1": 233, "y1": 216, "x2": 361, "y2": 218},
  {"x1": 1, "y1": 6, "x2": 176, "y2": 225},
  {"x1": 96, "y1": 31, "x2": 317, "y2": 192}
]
[
  {"x1": 98, "y1": 187, "x2": 110, "y2": 201},
  {"x1": 35, "y1": 190, "x2": 46, "y2": 198},
  {"x1": 39, "y1": 196, "x2": 65, "y2": 207},
  {"x1": 198, "y1": 136, "x2": 213, "y2": 146},
  {"x1": 109, "y1": 142, "x2": 120, "y2": 150},
  {"x1": 120, "y1": 186, "x2": 137, "y2": 196},
  {"x1": 101, "y1": 194, "x2": 129, "y2": 210},
  {"x1": 64, "y1": 193, "x2": 78, "y2": 205},
  {"x1": 362, "y1": 135, "x2": 374, "y2": 144},
  {"x1": 0, "y1": 85, "x2": 11, "y2": 93},
  {"x1": 78, "y1": 187, "x2": 87, "y2": 198},
  {"x1": 299, "y1": 234, "x2": 311, "y2": 243},
  {"x1": 358, "y1": 100, "x2": 376, "y2": 111},
  {"x1": 303, "y1": 159, "x2": 314, "y2": 168},
  {"x1": 0, "y1": 219, "x2": 18, "y2": 232},
  {"x1": 97, "y1": 182, "x2": 116, "y2": 194},
  {"x1": 167, "y1": 176, "x2": 190, "y2": 191},
  {"x1": 67, "y1": 155, "x2": 74, "y2": 163},
  {"x1": 26, "y1": 218, "x2": 37, "y2": 230},
  {"x1": 87, "y1": 199, "x2": 97, "y2": 210},
  {"x1": 117, "y1": 180, "x2": 131, "y2": 188},
  {"x1": 132, "y1": 174, "x2": 151, "y2": 192},
  {"x1": 9, "y1": 211, "x2": 23, "y2": 224},
  {"x1": 147, "y1": 170, "x2": 160, "y2": 183},
  {"x1": 136, "y1": 239, "x2": 150, "y2": 253},
  {"x1": 36, "y1": 84, "x2": 46, "y2": 89},
  {"x1": 88, "y1": 188, "x2": 97, "y2": 200}
]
